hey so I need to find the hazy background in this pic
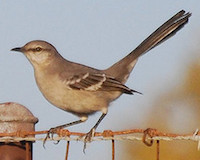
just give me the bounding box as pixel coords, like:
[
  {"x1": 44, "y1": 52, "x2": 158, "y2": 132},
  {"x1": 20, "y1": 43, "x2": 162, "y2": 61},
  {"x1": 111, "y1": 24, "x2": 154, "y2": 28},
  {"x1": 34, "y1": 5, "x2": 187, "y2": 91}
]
[{"x1": 0, "y1": 1, "x2": 200, "y2": 159}]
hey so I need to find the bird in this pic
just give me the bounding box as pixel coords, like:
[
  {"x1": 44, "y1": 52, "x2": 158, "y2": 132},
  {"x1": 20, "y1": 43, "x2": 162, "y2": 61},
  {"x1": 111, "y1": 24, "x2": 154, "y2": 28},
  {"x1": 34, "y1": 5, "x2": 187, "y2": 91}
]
[{"x1": 11, "y1": 10, "x2": 191, "y2": 149}]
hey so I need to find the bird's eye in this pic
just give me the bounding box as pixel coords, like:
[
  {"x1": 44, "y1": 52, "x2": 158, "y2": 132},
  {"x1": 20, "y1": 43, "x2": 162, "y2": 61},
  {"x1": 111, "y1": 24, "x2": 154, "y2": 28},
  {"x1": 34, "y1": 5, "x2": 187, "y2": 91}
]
[{"x1": 35, "y1": 47, "x2": 42, "y2": 52}]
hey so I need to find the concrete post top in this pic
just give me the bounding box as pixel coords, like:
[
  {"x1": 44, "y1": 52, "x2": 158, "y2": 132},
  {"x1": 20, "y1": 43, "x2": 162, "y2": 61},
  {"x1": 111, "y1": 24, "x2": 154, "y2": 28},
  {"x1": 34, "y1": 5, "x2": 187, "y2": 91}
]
[{"x1": 0, "y1": 102, "x2": 38, "y2": 124}]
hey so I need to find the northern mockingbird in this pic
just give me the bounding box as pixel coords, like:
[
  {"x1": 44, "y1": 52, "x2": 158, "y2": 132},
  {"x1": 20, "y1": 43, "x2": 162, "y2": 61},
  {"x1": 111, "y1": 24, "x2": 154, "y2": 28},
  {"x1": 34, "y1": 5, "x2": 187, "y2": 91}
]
[{"x1": 11, "y1": 10, "x2": 191, "y2": 149}]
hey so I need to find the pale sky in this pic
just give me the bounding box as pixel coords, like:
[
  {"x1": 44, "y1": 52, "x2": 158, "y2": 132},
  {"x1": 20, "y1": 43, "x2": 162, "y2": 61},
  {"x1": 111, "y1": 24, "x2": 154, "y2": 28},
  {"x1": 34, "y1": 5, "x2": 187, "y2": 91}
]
[{"x1": 0, "y1": 1, "x2": 200, "y2": 160}]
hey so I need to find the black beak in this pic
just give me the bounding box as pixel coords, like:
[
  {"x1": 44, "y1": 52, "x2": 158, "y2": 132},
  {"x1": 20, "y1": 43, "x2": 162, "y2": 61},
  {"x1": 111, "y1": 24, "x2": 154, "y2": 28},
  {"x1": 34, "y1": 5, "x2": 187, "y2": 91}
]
[{"x1": 11, "y1": 47, "x2": 22, "y2": 52}]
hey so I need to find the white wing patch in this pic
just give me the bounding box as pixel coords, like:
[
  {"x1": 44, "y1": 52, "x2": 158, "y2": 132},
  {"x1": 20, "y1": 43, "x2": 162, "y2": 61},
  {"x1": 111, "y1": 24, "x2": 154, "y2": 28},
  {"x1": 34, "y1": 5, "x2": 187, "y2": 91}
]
[
  {"x1": 65, "y1": 73, "x2": 89, "y2": 85},
  {"x1": 84, "y1": 74, "x2": 106, "y2": 91}
]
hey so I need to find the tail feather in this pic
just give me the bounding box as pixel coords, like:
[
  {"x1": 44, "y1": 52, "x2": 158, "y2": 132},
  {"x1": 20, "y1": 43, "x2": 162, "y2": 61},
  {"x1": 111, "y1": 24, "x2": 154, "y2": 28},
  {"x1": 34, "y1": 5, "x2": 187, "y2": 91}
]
[{"x1": 104, "y1": 10, "x2": 191, "y2": 83}]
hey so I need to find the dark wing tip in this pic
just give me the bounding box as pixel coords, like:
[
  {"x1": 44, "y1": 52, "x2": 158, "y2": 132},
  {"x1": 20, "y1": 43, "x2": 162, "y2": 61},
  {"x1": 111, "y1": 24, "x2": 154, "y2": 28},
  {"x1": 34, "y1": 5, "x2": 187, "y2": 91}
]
[
  {"x1": 131, "y1": 89, "x2": 143, "y2": 95},
  {"x1": 176, "y1": 10, "x2": 191, "y2": 18}
]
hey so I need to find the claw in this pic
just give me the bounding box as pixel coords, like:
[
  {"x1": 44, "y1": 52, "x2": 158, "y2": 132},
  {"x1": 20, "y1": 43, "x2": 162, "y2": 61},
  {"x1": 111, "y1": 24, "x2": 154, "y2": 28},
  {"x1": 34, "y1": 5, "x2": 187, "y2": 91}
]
[
  {"x1": 54, "y1": 140, "x2": 60, "y2": 145},
  {"x1": 43, "y1": 133, "x2": 50, "y2": 149},
  {"x1": 83, "y1": 128, "x2": 95, "y2": 153},
  {"x1": 43, "y1": 127, "x2": 59, "y2": 148}
]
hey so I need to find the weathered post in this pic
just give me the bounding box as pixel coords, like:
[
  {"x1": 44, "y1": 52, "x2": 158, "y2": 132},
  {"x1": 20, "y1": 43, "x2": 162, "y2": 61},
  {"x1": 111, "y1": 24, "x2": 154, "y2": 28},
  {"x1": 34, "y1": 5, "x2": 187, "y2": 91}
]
[{"x1": 0, "y1": 102, "x2": 38, "y2": 160}]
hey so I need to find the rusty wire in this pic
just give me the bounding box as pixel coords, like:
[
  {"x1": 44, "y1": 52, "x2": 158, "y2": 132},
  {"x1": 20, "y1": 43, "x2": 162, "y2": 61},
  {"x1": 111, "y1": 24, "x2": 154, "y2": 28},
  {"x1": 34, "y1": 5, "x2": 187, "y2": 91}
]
[
  {"x1": 65, "y1": 141, "x2": 70, "y2": 160},
  {"x1": 112, "y1": 139, "x2": 115, "y2": 160},
  {"x1": 0, "y1": 128, "x2": 200, "y2": 144},
  {"x1": 0, "y1": 128, "x2": 200, "y2": 160},
  {"x1": 156, "y1": 140, "x2": 160, "y2": 160},
  {"x1": 0, "y1": 128, "x2": 199, "y2": 139}
]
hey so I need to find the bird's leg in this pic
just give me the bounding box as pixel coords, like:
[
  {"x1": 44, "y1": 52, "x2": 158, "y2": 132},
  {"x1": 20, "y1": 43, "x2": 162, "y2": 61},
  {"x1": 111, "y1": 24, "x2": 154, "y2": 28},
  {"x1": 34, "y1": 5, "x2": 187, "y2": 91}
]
[
  {"x1": 43, "y1": 117, "x2": 87, "y2": 147},
  {"x1": 84, "y1": 113, "x2": 107, "y2": 152}
]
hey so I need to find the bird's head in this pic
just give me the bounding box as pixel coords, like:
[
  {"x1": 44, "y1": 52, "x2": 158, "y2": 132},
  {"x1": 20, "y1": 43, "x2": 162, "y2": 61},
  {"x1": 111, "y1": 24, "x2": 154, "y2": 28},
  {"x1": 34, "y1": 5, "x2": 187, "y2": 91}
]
[{"x1": 11, "y1": 40, "x2": 59, "y2": 67}]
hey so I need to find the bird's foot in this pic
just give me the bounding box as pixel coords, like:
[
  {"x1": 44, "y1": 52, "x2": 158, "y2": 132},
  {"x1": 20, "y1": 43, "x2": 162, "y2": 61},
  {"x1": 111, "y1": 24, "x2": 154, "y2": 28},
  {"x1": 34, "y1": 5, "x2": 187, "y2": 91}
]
[
  {"x1": 83, "y1": 128, "x2": 95, "y2": 153},
  {"x1": 43, "y1": 127, "x2": 61, "y2": 148}
]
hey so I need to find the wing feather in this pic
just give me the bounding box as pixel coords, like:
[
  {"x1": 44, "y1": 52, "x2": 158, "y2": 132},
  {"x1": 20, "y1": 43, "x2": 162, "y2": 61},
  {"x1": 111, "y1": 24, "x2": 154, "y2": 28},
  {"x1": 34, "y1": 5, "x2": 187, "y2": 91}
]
[{"x1": 62, "y1": 72, "x2": 141, "y2": 94}]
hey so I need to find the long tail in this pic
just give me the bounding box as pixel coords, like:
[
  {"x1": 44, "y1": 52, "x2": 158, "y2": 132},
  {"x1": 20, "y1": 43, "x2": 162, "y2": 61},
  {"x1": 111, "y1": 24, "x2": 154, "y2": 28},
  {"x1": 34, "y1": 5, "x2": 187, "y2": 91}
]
[{"x1": 104, "y1": 10, "x2": 191, "y2": 83}]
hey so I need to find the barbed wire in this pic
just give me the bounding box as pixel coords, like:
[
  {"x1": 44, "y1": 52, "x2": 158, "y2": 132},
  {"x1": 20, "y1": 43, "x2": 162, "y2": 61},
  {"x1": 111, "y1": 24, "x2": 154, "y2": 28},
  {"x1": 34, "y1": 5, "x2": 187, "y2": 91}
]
[
  {"x1": 0, "y1": 128, "x2": 200, "y2": 142},
  {"x1": 0, "y1": 128, "x2": 200, "y2": 160}
]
